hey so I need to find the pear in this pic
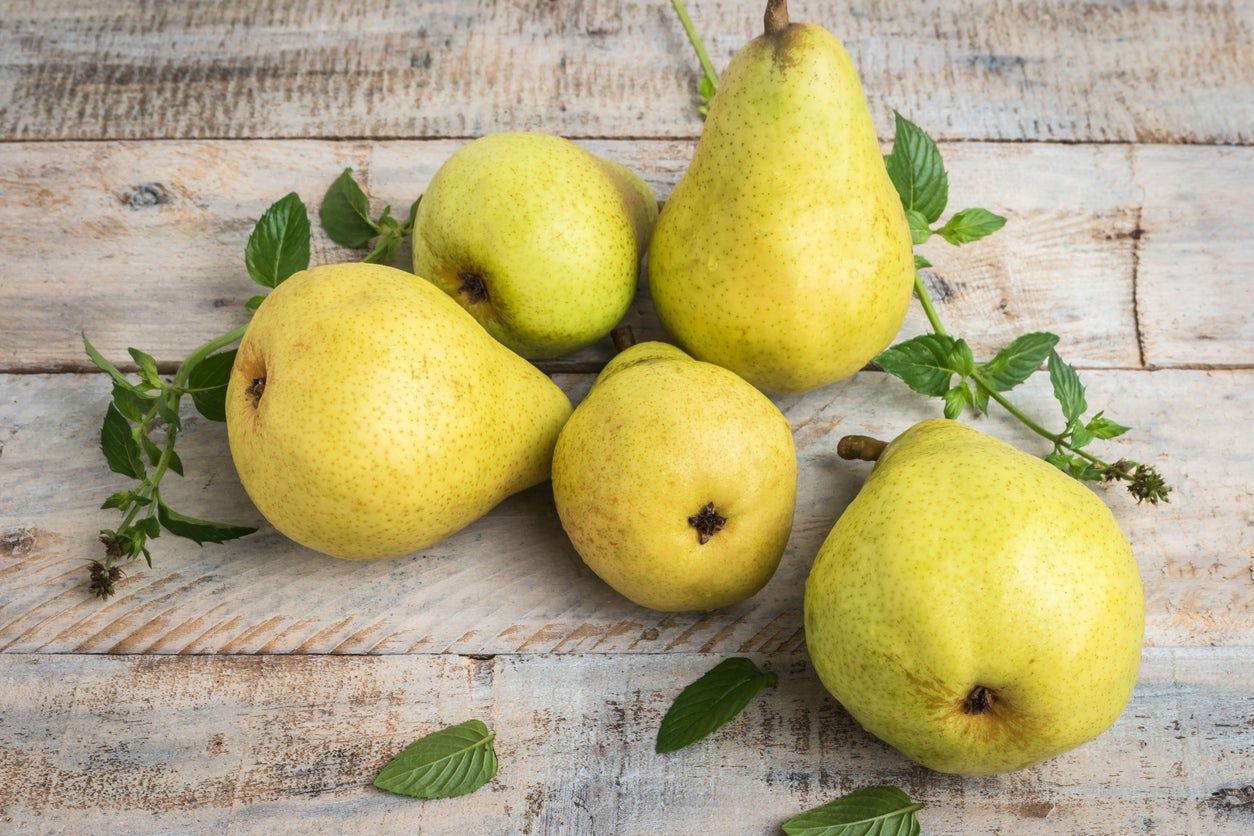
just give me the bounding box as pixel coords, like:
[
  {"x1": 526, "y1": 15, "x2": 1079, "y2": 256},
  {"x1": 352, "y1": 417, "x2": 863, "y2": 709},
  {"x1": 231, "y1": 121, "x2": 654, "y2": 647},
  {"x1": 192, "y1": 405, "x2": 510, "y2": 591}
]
[
  {"x1": 551, "y1": 341, "x2": 796, "y2": 611},
  {"x1": 805, "y1": 419, "x2": 1145, "y2": 775},
  {"x1": 413, "y1": 132, "x2": 658, "y2": 360},
  {"x1": 225, "y1": 263, "x2": 572, "y2": 559},
  {"x1": 648, "y1": 0, "x2": 914, "y2": 394}
]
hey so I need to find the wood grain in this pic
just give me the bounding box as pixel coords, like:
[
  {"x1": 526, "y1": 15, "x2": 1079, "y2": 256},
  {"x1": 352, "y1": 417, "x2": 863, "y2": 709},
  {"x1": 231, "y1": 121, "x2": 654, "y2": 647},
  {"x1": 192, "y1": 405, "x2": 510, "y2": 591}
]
[
  {"x1": 3, "y1": 136, "x2": 1226, "y2": 374},
  {"x1": 0, "y1": 649, "x2": 1250, "y2": 833},
  {"x1": 1, "y1": 1, "x2": 1250, "y2": 144},
  {"x1": 2, "y1": 369, "x2": 1248, "y2": 656}
]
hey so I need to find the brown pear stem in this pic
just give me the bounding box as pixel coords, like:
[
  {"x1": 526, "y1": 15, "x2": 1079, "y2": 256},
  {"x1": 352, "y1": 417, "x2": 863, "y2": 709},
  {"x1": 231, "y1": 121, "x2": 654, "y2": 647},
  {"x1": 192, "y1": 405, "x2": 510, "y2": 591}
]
[
  {"x1": 837, "y1": 435, "x2": 888, "y2": 462},
  {"x1": 611, "y1": 326, "x2": 637, "y2": 353},
  {"x1": 764, "y1": 0, "x2": 790, "y2": 35}
]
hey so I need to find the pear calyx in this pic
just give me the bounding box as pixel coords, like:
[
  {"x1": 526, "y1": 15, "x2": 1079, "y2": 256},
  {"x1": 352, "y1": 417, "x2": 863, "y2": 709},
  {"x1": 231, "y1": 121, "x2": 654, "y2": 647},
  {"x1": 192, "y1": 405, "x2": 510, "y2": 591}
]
[
  {"x1": 688, "y1": 502, "x2": 727, "y2": 545},
  {"x1": 962, "y1": 685, "x2": 995, "y2": 715},
  {"x1": 457, "y1": 271, "x2": 490, "y2": 304},
  {"x1": 764, "y1": 0, "x2": 790, "y2": 36},
  {"x1": 837, "y1": 435, "x2": 888, "y2": 462},
  {"x1": 246, "y1": 376, "x2": 267, "y2": 408}
]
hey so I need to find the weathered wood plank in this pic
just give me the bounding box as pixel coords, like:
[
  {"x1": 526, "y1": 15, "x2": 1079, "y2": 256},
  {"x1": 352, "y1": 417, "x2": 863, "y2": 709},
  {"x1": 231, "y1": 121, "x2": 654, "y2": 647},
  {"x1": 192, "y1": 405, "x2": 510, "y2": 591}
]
[
  {"x1": 1, "y1": 1, "x2": 1250, "y2": 143},
  {"x1": 0, "y1": 649, "x2": 1249, "y2": 834},
  {"x1": 1, "y1": 369, "x2": 1248, "y2": 655},
  {"x1": 1136, "y1": 145, "x2": 1254, "y2": 368},
  {"x1": 0, "y1": 138, "x2": 1176, "y2": 372}
]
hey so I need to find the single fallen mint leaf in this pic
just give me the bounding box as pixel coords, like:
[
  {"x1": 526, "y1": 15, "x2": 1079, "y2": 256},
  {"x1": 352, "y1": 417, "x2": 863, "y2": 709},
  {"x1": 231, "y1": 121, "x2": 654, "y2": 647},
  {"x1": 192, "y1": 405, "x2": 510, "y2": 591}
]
[
  {"x1": 782, "y1": 786, "x2": 924, "y2": 836},
  {"x1": 374, "y1": 719, "x2": 498, "y2": 799},
  {"x1": 656, "y1": 657, "x2": 778, "y2": 753}
]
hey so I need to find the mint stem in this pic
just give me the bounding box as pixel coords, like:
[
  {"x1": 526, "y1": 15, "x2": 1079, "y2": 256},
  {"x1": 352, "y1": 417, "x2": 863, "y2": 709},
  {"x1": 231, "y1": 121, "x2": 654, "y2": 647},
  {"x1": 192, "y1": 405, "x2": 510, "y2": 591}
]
[{"x1": 670, "y1": 0, "x2": 719, "y2": 94}]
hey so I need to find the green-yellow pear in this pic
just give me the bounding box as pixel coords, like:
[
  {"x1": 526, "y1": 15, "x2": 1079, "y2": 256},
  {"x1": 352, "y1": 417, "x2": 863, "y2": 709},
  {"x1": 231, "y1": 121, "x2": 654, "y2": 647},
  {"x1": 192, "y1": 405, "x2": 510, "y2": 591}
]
[
  {"x1": 225, "y1": 263, "x2": 572, "y2": 559},
  {"x1": 648, "y1": 0, "x2": 913, "y2": 394},
  {"x1": 551, "y1": 341, "x2": 797, "y2": 611},
  {"x1": 805, "y1": 419, "x2": 1145, "y2": 775},
  {"x1": 413, "y1": 132, "x2": 658, "y2": 360}
]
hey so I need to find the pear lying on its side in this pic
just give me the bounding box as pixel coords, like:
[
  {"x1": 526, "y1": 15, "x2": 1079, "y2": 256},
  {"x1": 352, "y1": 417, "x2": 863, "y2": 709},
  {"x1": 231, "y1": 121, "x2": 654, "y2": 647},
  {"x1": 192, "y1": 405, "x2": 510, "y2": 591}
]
[
  {"x1": 805, "y1": 419, "x2": 1145, "y2": 775},
  {"x1": 413, "y1": 132, "x2": 658, "y2": 360},
  {"x1": 226, "y1": 263, "x2": 572, "y2": 559},
  {"x1": 648, "y1": 1, "x2": 914, "y2": 394},
  {"x1": 552, "y1": 342, "x2": 797, "y2": 612}
]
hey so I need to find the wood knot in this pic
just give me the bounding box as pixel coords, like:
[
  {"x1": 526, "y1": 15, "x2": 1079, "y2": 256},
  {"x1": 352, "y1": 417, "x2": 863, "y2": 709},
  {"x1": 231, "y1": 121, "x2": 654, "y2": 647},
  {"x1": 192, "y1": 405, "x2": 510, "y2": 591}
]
[{"x1": 122, "y1": 182, "x2": 171, "y2": 210}]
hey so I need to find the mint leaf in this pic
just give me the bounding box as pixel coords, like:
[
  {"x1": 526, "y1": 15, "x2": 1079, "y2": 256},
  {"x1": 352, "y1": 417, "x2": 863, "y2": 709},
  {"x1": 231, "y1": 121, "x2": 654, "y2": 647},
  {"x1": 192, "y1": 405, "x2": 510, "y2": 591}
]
[
  {"x1": 1070, "y1": 422, "x2": 1094, "y2": 449},
  {"x1": 111, "y1": 383, "x2": 156, "y2": 422},
  {"x1": 697, "y1": 74, "x2": 716, "y2": 116},
  {"x1": 914, "y1": 254, "x2": 932, "y2": 270},
  {"x1": 157, "y1": 399, "x2": 181, "y2": 431},
  {"x1": 246, "y1": 294, "x2": 266, "y2": 312},
  {"x1": 101, "y1": 491, "x2": 133, "y2": 510},
  {"x1": 1087, "y1": 412, "x2": 1130, "y2": 439},
  {"x1": 782, "y1": 786, "x2": 924, "y2": 836},
  {"x1": 374, "y1": 719, "x2": 498, "y2": 799},
  {"x1": 187, "y1": 350, "x2": 237, "y2": 422},
  {"x1": 884, "y1": 112, "x2": 948, "y2": 223},
  {"x1": 978, "y1": 332, "x2": 1059, "y2": 392},
  {"x1": 245, "y1": 192, "x2": 311, "y2": 288},
  {"x1": 656, "y1": 657, "x2": 778, "y2": 753},
  {"x1": 404, "y1": 195, "x2": 422, "y2": 233},
  {"x1": 949, "y1": 338, "x2": 974, "y2": 376},
  {"x1": 100, "y1": 403, "x2": 145, "y2": 479},
  {"x1": 83, "y1": 333, "x2": 140, "y2": 391},
  {"x1": 1047, "y1": 350, "x2": 1086, "y2": 424},
  {"x1": 972, "y1": 383, "x2": 989, "y2": 414},
  {"x1": 943, "y1": 384, "x2": 971, "y2": 419},
  {"x1": 321, "y1": 168, "x2": 378, "y2": 248},
  {"x1": 936, "y1": 207, "x2": 1006, "y2": 245},
  {"x1": 156, "y1": 501, "x2": 256, "y2": 545},
  {"x1": 127, "y1": 348, "x2": 162, "y2": 388},
  {"x1": 874, "y1": 334, "x2": 959, "y2": 397},
  {"x1": 905, "y1": 209, "x2": 932, "y2": 245}
]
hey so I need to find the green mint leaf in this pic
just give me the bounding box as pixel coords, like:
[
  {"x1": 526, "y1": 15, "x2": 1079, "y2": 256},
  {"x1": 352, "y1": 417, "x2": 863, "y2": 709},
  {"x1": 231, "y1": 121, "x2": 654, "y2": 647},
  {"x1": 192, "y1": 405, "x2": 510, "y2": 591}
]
[
  {"x1": 656, "y1": 657, "x2": 778, "y2": 753},
  {"x1": 188, "y1": 350, "x2": 237, "y2": 422},
  {"x1": 971, "y1": 382, "x2": 990, "y2": 414},
  {"x1": 157, "y1": 399, "x2": 181, "y2": 431},
  {"x1": 782, "y1": 786, "x2": 924, "y2": 836},
  {"x1": 100, "y1": 404, "x2": 145, "y2": 479},
  {"x1": 111, "y1": 383, "x2": 157, "y2": 422},
  {"x1": 905, "y1": 209, "x2": 932, "y2": 245},
  {"x1": 914, "y1": 254, "x2": 932, "y2": 269},
  {"x1": 404, "y1": 195, "x2": 422, "y2": 233},
  {"x1": 374, "y1": 719, "x2": 498, "y2": 799},
  {"x1": 936, "y1": 207, "x2": 1007, "y2": 245},
  {"x1": 83, "y1": 333, "x2": 140, "y2": 391},
  {"x1": 137, "y1": 515, "x2": 161, "y2": 540},
  {"x1": 320, "y1": 168, "x2": 379, "y2": 248},
  {"x1": 101, "y1": 491, "x2": 133, "y2": 510},
  {"x1": 246, "y1": 294, "x2": 266, "y2": 312},
  {"x1": 140, "y1": 432, "x2": 163, "y2": 466},
  {"x1": 978, "y1": 332, "x2": 1059, "y2": 392},
  {"x1": 884, "y1": 112, "x2": 948, "y2": 223},
  {"x1": 949, "y1": 338, "x2": 975, "y2": 376},
  {"x1": 942, "y1": 384, "x2": 971, "y2": 419},
  {"x1": 156, "y1": 501, "x2": 256, "y2": 545},
  {"x1": 245, "y1": 192, "x2": 311, "y2": 289},
  {"x1": 1070, "y1": 422, "x2": 1094, "y2": 450},
  {"x1": 1047, "y1": 350, "x2": 1087, "y2": 424},
  {"x1": 166, "y1": 449, "x2": 184, "y2": 477},
  {"x1": 1087, "y1": 412, "x2": 1131, "y2": 440},
  {"x1": 127, "y1": 348, "x2": 163, "y2": 388},
  {"x1": 874, "y1": 334, "x2": 959, "y2": 397}
]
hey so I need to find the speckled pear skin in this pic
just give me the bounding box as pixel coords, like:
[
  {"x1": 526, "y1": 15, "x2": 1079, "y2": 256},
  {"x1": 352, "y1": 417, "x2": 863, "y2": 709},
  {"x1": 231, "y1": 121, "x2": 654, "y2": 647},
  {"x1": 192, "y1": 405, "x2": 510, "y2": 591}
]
[
  {"x1": 804, "y1": 419, "x2": 1145, "y2": 775},
  {"x1": 647, "y1": 11, "x2": 913, "y2": 394},
  {"x1": 413, "y1": 132, "x2": 658, "y2": 360},
  {"x1": 225, "y1": 263, "x2": 573, "y2": 560},
  {"x1": 551, "y1": 342, "x2": 797, "y2": 612}
]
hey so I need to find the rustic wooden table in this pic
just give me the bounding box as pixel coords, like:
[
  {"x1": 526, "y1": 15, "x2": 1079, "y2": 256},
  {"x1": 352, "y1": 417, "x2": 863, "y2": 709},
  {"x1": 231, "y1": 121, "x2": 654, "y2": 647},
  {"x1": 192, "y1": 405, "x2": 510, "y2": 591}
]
[{"x1": 1, "y1": 1, "x2": 1251, "y2": 833}]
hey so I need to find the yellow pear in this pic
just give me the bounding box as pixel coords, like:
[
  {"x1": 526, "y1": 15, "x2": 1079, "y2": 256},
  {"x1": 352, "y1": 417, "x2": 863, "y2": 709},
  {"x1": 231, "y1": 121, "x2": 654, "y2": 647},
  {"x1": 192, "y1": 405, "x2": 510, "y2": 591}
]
[
  {"x1": 225, "y1": 263, "x2": 572, "y2": 559},
  {"x1": 551, "y1": 342, "x2": 796, "y2": 611},
  {"x1": 648, "y1": 0, "x2": 913, "y2": 394},
  {"x1": 413, "y1": 132, "x2": 658, "y2": 360},
  {"x1": 805, "y1": 419, "x2": 1145, "y2": 775}
]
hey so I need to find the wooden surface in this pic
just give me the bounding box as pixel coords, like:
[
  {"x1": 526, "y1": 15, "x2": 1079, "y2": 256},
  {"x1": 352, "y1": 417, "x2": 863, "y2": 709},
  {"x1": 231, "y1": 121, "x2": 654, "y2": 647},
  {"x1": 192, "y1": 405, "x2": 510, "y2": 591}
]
[{"x1": 1, "y1": 1, "x2": 1252, "y2": 834}]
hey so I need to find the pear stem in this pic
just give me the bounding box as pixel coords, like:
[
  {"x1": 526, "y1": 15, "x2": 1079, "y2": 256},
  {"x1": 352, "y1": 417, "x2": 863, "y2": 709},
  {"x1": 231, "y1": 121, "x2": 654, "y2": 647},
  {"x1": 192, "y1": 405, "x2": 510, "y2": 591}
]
[
  {"x1": 764, "y1": 0, "x2": 790, "y2": 35},
  {"x1": 837, "y1": 435, "x2": 888, "y2": 462},
  {"x1": 611, "y1": 326, "x2": 637, "y2": 353},
  {"x1": 669, "y1": 0, "x2": 720, "y2": 94}
]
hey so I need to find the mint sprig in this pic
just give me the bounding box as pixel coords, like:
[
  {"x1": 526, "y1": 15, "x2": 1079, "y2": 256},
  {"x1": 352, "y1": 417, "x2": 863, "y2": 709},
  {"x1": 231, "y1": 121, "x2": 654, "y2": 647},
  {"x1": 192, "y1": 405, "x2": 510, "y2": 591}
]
[
  {"x1": 320, "y1": 168, "x2": 420, "y2": 264},
  {"x1": 782, "y1": 786, "x2": 924, "y2": 835},
  {"x1": 876, "y1": 113, "x2": 1169, "y2": 505},
  {"x1": 656, "y1": 657, "x2": 778, "y2": 753},
  {"x1": 82, "y1": 191, "x2": 315, "y2": 598},
  {"x1": 374, "y1": 719, "x2": 498, "y2": 799}
]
